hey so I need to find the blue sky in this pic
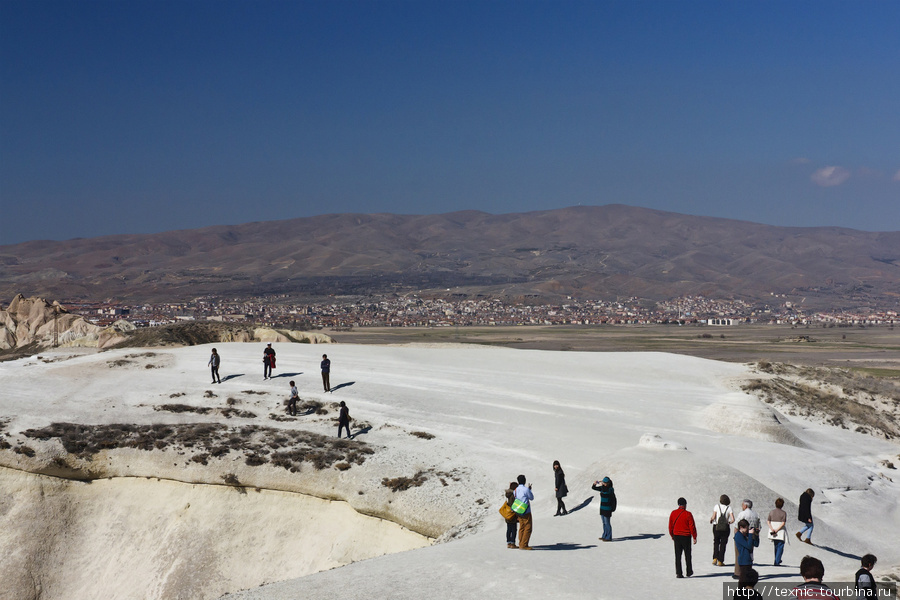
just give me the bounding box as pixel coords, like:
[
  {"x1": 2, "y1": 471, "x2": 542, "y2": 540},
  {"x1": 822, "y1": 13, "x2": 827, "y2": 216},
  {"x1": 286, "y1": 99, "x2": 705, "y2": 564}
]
[{"x1": 1, "y1": 0, "x2": 898, "y2": 244}]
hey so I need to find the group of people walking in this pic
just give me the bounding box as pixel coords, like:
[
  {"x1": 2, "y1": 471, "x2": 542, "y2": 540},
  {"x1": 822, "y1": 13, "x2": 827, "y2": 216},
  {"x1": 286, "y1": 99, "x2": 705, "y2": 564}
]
[
  {"x1": 666, "y1": 491, "x2": 819, "y2": 581},
  {"x1": 501, "y1": 474, "x2": 882, "y2": 597}
]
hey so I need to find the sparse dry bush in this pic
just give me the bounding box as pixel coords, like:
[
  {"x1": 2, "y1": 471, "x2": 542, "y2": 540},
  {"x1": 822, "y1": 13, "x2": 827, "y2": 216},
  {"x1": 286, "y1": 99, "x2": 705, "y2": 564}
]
[
  {"x1": 382, "y1": 471, "x2": 428, "y2": 492},
  {"x1": 21, "y1": 420, "x2": 377, "y2": 472},
  {"x1": 410, "y1": 431, "x2": 435, "y2": 440},
  {"x1": 155, "y1": 404, "x2": 212, "y2": 415},
  {"x1": 13, "y1": 445, "x2": 36, "y2": 457}
]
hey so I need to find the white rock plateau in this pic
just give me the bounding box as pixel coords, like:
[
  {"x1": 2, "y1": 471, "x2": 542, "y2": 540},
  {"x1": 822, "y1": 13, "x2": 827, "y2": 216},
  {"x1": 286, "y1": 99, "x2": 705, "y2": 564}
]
[{"x1": 1, "y1": 343, "x2": 898, "y2": 600}]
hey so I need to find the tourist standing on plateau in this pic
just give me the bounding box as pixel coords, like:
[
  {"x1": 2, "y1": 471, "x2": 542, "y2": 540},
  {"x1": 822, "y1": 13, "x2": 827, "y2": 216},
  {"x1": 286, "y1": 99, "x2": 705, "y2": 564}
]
[
  {"x1": 321, "y1": 354, "x2": 331, "y2": 392},
  {"x1": 337, "y1": 400, "x2": 351, "y2": 438},
  {"x1": 669, "y1": 497, "x2": 697, "y2": 579},
  {"x1": 553, "y1": 460, "x2": 568, "y2": 516},
  {"x1": 208, "y1": 348, "x2": 221, "y2": 384},
  {"x1": 288, "y1": 380, "x2": 299, "y2": 417},
  {"x1": 515, "y1": 475, "x2": 535, "y2": 550},
  {"x1": 591, "y1": 476, "x2": 616, "y2": 541},
  {"x1": 263, "y1": 343, "x2": 276, "y2": 380}
]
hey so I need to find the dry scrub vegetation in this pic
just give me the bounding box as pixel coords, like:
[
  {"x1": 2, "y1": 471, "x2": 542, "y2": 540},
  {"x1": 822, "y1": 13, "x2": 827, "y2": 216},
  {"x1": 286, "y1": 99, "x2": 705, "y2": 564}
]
[
  {"x1": 743, "y1": 361, "x2": 900, "y2": 439},
  {"x1": 21, "y1": 422, "x2": 375, "y2": 471}
]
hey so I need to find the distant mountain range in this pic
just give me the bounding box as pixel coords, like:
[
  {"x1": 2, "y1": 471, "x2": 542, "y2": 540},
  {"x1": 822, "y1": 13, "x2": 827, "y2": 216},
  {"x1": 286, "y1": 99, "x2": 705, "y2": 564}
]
[{"x1": 2, "y1": 205, "x2": 898, "y2": 308}]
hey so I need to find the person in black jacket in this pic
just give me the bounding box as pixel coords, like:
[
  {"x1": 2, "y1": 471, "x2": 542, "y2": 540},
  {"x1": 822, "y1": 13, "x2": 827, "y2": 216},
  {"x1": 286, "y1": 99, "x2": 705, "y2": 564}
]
[
  {"x1": 796, "y1": 488, "x2": 815, "y2": 544},
  {"x1": 337, "y1": 400, "x2": 351, "y2": 438},
  {"x1": 552, "y1": 460, "x2": 568, "y2": 516},
  {"x1": 856, "y1": 554, "x2": 878, "y2": 598},
  {"x1": 263, "y1": 344, "x2": 276, "y2": 380},
  {"x1": 321, "y1": 354, "x2": 331, "y2": 392}
]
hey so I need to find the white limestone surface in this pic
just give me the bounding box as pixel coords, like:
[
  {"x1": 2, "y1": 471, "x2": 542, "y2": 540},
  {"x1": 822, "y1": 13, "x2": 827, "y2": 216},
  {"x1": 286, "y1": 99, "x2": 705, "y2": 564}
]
[{"x1": 0, "y1": 342, "x2": 897, "y2": 600}]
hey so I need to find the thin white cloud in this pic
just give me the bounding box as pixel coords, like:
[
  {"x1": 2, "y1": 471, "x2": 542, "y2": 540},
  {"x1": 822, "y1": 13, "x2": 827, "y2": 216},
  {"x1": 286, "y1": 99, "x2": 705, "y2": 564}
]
[
  {"x1": 893, "y1": 169, "x2": 900, "y2": 182},
  {"x1": 791, "y1": 157, "x2": 812, "y2": 165},
  {"x1": 811, "y1": 166, "x2": 851, "y2": 187}
]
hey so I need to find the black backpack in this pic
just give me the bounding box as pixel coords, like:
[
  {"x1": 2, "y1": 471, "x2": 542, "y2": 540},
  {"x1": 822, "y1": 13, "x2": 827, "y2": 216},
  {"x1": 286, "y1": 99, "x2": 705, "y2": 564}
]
[{"x1": 714, "y1": 505, "x2": 729, "y2": 532}]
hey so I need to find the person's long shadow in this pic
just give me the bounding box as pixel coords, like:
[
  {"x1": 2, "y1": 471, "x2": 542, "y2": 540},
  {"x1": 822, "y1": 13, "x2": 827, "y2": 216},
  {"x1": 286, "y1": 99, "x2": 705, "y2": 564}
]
[
  {"x1": 530, "y1": 542, "x2": 597, "y2": 551},
  {"x1": 612, "y1": 533, "x2": 665, "y2": 542},
  {"x1": 330, "y1": 381, "x2": 355, "y2": 392},
  {"x1": 758, "y1": 572, "x2": 800, "y2": 581},
  {"x1": 220, "y1": 374, "x2": 243, "y2": 382},
  {"x1": 565, "y1": 496, "x2": 594, "y2": 514},
  {"x1": 816, "y1": 544, "x2": 862, "y2": 561},
  {"x1": 273, "y1": 372, "x2": 302, "y2": 379},
  {"x1": 691, "y1": 573, "x2": 741, "y2": 579},
  {"x1": 350, "y1": 425, "x2": 371, "y2": 439}
]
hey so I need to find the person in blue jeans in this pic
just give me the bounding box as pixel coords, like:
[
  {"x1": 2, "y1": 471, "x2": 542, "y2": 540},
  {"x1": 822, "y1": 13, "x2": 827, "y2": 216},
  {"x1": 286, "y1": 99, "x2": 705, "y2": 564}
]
[
  {"x1": 592, "y1": 476, "x2": 616, "y2": 541},
  {"x1": 734, "y1": 519, "x2": 760, "y2": 581},
  {"x1": 767, "y1": 498, "x2": 788, "y2": 566},
  {"x1": 796, "y1": 489, "x2": 815, "y2": 544},
  {"x1": 504, "y1": 481, "x2": 519, "y2": 549}
]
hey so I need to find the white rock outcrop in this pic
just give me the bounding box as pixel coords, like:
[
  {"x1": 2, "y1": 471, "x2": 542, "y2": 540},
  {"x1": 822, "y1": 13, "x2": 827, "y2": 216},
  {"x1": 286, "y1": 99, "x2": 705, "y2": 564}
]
[{"x1": 0, "y1": 294, "x2": 102, "y2": 350}]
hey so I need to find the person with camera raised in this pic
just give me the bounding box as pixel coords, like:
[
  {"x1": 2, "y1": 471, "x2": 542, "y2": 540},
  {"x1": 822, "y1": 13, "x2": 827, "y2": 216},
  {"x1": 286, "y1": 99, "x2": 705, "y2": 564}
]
[
  {"x1": 514, "y1": 474, "x2": 535, "y2": 550},
  {"x1": 734, "y1": 518, "x2": 760, "y2": 581}
]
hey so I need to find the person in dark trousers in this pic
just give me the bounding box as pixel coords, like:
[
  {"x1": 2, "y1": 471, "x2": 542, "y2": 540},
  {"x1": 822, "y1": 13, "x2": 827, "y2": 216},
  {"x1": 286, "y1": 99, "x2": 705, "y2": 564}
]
[
  {"x1": 796, "y1": 488, "x2": 815, "y2": 544},
  {"x1": 553, "y1": 460, "x2": 568, "y2": 516},
  {"x1": 855, "y1": 554, "x2": 878, "y2": 598},
  {"x1": 337, "y1": 400, "x2": 350, "y2": 438},
  {"x1": 287, "y1": 380, "x2": 299, "y2": 417},
  {"x1": 733, "y1": 518, "x2": 760, "y2": 581},
  {"x1": 263, "y1": 343, "x2": 276, "y2": 380},
  {"x1": 208, "y1": 348, "x2": 221, "y2": 384},
  {"x1": 321, "y1": 354, "x2": 331, "y2": 392},
  {"x1": 668, "y1": 497, "x2": 697, "y2": 578},
  {"x1": 504, "y1": 481, "x2": 519, "y2": 549},
  {"x1": 592, "y1": 476, "x2": 616, "y2": 541},
  {"x1": 710, "y1": 494, "x2": 735, "y2": 567}
]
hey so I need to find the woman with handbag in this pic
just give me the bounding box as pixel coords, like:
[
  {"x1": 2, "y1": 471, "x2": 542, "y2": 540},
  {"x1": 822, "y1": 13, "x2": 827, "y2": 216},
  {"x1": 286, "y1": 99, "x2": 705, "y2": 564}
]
[{"x1": 767, "y1": 498, "x2": 788, "y2": 566}]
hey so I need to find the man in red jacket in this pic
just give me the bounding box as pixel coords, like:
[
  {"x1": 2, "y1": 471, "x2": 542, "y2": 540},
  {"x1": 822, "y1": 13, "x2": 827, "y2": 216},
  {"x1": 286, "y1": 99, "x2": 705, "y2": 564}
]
[{"x1": 669, "y1": 497, "x2": 698, "y2": 578}]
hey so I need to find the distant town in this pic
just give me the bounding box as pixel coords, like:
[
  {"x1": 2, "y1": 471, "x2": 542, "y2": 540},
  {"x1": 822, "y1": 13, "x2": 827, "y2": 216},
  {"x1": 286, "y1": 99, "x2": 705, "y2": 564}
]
[{"x1": 62, "y1": 294, "x2": 898, "y2": 330}]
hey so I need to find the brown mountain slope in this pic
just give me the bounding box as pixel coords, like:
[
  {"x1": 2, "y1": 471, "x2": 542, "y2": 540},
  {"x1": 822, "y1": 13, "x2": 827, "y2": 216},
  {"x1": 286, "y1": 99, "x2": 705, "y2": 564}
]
[{"x1": 1, "y1": 205, "x2": 898, "y2": 306}]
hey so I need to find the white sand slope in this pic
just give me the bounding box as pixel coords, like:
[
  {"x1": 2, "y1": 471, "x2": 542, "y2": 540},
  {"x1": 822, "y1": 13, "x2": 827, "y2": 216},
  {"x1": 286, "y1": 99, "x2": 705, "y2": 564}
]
[{"x1": 0, "y1": 343, "x2": 897, "y2": 600}]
